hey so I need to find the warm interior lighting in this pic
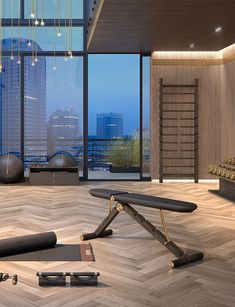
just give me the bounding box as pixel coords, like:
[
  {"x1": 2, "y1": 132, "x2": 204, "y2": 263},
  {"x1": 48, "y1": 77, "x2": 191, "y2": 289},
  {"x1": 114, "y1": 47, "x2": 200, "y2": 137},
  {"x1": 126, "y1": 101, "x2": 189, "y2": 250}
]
[
  {"x1": 30, "y1": 11, "x2": 35, "y2": 18},
  {"x1": 40, "y1": 20, "x2": 45, "y2": 26},
  {"x1": 214, "y1": 26, "x2": 222, "y2": 33},
  {"x1": 189, "y1": 43, "x2": 196, "y2": 48},
  {"x1": 35, "y1": 18, "x2": 39, "y2": 26},
  {"x1": 57, "y1": 30, "x2": 62, "y2": 37}
]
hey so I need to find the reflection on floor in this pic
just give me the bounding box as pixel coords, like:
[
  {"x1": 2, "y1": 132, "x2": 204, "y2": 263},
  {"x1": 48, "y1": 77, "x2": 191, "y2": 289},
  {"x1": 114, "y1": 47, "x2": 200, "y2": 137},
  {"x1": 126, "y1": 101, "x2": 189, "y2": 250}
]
[{"x1": 88, "y1": 170, "x2": 140, "y2": 179}]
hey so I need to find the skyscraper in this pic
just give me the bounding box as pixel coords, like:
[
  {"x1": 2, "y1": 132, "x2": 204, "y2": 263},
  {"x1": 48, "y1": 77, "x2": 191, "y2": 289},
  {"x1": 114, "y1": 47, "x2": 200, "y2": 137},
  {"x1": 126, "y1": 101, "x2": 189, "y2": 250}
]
[
  {"x1": 47, "y1": 108, "x2": 80, "y2": 157},
  {"x1": 0, "y1": 38, "x2": 46, "y2": 163},
  {"x1": 96, "y1": 112, "x2": 123, "y2": 139}
]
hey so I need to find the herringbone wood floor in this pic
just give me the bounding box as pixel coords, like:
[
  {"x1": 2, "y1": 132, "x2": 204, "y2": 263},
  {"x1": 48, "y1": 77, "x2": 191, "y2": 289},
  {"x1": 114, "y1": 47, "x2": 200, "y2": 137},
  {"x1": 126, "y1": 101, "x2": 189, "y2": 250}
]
[{"x1": 0, "y1": 181, "x2": 234, "y2": 307}]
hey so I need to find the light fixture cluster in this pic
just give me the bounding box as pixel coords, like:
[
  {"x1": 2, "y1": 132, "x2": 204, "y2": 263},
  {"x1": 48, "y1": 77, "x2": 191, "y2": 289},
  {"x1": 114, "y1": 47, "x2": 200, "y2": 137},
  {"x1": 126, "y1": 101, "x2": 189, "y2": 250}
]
[
  {"x1": 31, "y1": 0, "x2": 45, "y2": 27},
  {"x1": 5, "y1": 0, "x2": 74, "y2": 71},
  {"x1": 188, "y1": 26, "x2": 223, "y2": 49}
]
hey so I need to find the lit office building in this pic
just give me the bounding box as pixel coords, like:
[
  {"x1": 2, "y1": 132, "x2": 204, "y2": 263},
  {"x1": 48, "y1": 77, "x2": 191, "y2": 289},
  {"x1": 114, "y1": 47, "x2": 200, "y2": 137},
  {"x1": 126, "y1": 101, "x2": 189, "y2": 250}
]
[
  {"x1": 96, "y1": 112, "x2": 123, "y2": 139},
  {"x1": 0, "y1": 38, "x2": 46, "y2": 161},
  {"x1": 47, "y1": 108, "x2": 80, "y2": 157}
]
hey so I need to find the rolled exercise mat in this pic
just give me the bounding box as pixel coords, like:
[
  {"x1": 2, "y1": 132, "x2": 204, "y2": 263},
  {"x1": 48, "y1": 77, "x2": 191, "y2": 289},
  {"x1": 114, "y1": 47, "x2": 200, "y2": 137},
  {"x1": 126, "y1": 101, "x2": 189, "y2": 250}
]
[{"x1": 0, "y1": 232, "x2": 57, "y2": 257}]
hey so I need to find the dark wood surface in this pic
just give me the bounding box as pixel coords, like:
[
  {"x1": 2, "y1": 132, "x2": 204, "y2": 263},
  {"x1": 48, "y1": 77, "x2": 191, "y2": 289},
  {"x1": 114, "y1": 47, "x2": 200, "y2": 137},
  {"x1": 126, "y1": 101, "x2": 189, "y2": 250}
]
[{"x1": 88, "y1": 0, "x2": 235, "y2": 52}]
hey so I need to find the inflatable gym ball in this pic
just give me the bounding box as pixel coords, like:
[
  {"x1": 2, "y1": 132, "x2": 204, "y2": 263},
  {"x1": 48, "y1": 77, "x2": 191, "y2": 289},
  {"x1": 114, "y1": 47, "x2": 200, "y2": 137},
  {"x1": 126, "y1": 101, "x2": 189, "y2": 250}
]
[
  {"x1": 49, "y1": 153, "x2": 77, "y2": 167},
  {"x1": 0, "y1": 154, "x2": 24, "y2": 183}
]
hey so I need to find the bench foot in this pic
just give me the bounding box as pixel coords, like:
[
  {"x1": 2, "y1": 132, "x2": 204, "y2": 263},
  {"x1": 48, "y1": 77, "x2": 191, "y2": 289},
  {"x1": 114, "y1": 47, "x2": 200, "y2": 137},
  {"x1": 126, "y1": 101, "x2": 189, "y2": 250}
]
[
  {"x1": 81, "y1": 229, "x2": 113, "y2": 241},
  {"x1": 169, "y1": 251, "x2": 204, "y2": 268}
]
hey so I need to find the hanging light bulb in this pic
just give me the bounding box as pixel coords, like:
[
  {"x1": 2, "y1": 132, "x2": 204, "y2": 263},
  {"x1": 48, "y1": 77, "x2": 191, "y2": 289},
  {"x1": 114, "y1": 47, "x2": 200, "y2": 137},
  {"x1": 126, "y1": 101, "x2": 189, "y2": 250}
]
[
  {"x1": 41, "y1": 0, "x2": 45, "y2": 26},
  {"x1": 53, "y1": 65, "x2": 57, "y2": 70},
  {"x1": 64, "y1": 56, "x2": 68, "y2": 61},
  {"x1": 35, "y1": 18, "x2": 39, "y2": 26},
  {"x1": 17, "y1": 58, "x2": 21, "y2": 65},
  {"x1": 57, "y1": 30, "x2": 62, "y2": 37},
  {"x1": 32, "y1": 61, "x2": 35, "y2": 66},
  {"x1": 10, "y1": 55, "x2": 14, "y2": 60},
  {"x1": 30, "y1": 10, "x2": 35, "y2": 18},
  {"x1": 68, "y1": 51, "x2": 71, "y2": 55},
  {"x1": 27, "y1": 40, "x2": 31, "y2": 46},
  {"x1": 70, "y1": 52, "x2": 73, "y2": 58},
  {"x1": 35, "y1": 57, "x2": 38, "y2": 62}
]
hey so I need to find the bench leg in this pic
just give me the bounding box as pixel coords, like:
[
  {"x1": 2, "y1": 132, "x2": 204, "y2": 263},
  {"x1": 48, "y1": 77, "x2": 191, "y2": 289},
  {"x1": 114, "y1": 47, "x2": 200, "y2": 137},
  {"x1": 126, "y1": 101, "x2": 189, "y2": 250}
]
[
  {"x1": 80, "y1": 206, "x2": 120, "y2": 241},
  {"x1": 122, "y1": 203, "x2": 203, "y2": 268},
  {"x1": 80, "y1": 202, "x2": 203, "y2": 268}
]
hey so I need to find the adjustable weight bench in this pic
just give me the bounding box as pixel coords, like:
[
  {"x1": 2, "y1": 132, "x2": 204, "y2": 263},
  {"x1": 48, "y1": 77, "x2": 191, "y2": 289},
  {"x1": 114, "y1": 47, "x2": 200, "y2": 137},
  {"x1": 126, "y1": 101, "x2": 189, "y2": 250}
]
[{"x1": 81, "y1": 189, "x2": 203, "y2": 268}]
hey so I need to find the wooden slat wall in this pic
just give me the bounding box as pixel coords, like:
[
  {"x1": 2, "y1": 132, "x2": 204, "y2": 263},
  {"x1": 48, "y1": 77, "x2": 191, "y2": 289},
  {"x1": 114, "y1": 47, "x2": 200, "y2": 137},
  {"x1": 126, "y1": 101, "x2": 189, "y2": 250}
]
[
  {"x1": 221, "y1": 61, "x2": 235, "y2": 159},
  {"x1": 151, "y1": 63, "x2": 222, "y2": 179}
]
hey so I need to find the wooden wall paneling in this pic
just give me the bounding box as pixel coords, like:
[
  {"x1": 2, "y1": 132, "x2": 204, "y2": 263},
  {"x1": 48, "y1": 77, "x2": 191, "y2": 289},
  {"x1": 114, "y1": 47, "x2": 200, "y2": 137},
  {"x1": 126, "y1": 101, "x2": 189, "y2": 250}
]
[
  {"x1": 221, "y1": 61, "x2": 235, "y2": 159},
  {"x1": 151, "y1": 62, "x2": 222, "y2": 179}
]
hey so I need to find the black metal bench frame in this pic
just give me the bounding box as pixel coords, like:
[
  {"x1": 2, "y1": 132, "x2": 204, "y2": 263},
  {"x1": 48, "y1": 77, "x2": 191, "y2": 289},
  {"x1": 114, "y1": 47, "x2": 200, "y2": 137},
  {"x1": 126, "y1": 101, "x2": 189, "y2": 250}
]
[{"x1": 81, "y1": 196, "x2": 203, "y2": 268}]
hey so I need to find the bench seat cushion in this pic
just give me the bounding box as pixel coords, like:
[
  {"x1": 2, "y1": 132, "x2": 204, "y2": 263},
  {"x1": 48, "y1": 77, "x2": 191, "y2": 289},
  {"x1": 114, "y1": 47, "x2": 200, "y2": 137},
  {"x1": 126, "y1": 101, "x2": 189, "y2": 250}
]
[{"x1": 89, "y1": 189, "x2": 197, "y2": 213}]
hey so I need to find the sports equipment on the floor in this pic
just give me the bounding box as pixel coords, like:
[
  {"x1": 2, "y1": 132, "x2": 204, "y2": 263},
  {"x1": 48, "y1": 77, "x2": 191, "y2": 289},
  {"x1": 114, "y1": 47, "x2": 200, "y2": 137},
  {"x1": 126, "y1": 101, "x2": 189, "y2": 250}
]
[
  {"x1": 0, "y1": 273, "x2": 18, "y2": 285},
  {"x1": 81, "y1": 189, "x2": 204, "y2": 268},
  {"x1": 37, "y1": 272, "x2": 100, "y2": 287},
  {"x1": 49, "y1": 152, "x2": 77, "y2": 167},
  {"x1": 0, "y1": 232, "x2": 57, "y2": 257},
  {"x1": 0, "y1": 154, "x2": 24, "y2": 183}
]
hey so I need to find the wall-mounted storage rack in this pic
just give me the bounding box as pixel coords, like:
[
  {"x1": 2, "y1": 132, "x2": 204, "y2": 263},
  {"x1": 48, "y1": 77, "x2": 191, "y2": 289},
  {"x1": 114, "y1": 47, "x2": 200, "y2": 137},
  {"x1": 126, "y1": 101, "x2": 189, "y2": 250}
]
[{"x1": 159, "y1": 78, "x2": 199, "y2": 183}]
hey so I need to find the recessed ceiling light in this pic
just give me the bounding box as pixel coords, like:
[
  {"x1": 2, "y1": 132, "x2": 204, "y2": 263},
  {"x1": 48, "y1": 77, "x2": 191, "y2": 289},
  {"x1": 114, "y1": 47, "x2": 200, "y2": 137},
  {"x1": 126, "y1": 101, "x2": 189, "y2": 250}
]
[
  {"x1": 214, "y1": 26, "x2": 222, "y2": 33},
  {"x1": 189, "y1": 43, "x2": 196, "y2": 48}
]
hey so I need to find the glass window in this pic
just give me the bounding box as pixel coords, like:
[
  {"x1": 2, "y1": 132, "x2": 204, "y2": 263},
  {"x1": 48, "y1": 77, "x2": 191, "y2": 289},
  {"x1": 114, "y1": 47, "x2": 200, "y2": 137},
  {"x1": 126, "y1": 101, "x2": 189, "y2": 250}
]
[
  {"x1": 24, "y1": 56, "x2": 83, "y2": 175},
  {"x1": 2, "y1": 0, "x2": 20, "y2": 18},
  {"x1": 142, "y1": 56, "x2": 151, "y2": 177},
  {"x1": 88, "y1": 54, "x2": 140, "y2": 180},
  {"x1": 24, "y1": 0, "x2": 83, "y2": 19},
  {"x1": 2, "y1": 27, "x2": 83, "y2": 52},
  {"x1": 0, "y1": 56, "x2": 21, "y2": 157}
]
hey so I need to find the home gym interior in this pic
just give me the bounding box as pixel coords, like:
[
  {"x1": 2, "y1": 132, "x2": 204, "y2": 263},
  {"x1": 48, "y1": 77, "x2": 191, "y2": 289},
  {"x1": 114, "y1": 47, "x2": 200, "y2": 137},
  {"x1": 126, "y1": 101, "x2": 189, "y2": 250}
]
[{"x1": 0, "y1": 0, "x2": 234, "y2": 306}]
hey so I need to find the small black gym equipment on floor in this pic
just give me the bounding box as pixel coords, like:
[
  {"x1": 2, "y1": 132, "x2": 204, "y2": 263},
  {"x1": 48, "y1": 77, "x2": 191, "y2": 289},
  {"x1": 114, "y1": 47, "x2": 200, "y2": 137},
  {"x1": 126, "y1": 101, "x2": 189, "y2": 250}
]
[
  {"x1": 81, "y1": 189, "x2": 204, "y2": 268},
  {"x1": 37, "y1": 272, "x2": 100, "y2": 287}
]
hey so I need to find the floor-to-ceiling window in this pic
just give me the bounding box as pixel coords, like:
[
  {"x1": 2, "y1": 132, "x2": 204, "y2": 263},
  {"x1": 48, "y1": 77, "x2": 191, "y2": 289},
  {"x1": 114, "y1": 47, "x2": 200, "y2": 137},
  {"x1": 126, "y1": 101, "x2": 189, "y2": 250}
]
[
  {"x1": 1, "y1": 1, "x2": 151, "y2": 181},
  {"x1": 1, "y1": 0, "x2": 85, "y2": 178},
  {"x1": 88, "y1": 54, "x2": 144, "y2": 180}
]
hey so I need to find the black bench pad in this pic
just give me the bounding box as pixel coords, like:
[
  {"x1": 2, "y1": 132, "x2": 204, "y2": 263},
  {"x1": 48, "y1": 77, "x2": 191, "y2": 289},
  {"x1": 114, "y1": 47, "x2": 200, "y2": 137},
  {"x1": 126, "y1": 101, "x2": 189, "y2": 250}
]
[{"x1": 89, "y1": 189, "x2": 197, "y2": 213}]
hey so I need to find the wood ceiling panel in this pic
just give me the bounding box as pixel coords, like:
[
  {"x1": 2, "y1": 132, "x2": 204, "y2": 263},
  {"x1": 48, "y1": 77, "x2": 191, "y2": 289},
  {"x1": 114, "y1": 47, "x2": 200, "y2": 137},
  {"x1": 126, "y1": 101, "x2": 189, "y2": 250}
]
[{"x1": 88, "y1": 0, "x2": 235, "y2": 52}]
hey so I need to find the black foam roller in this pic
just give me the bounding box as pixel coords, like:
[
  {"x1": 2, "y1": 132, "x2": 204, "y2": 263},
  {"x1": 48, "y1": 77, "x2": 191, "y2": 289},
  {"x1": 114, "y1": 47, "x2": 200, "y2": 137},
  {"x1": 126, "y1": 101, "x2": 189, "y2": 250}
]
[{"x1": 0, "y1": 232, "x2": 57, "y2": 257}]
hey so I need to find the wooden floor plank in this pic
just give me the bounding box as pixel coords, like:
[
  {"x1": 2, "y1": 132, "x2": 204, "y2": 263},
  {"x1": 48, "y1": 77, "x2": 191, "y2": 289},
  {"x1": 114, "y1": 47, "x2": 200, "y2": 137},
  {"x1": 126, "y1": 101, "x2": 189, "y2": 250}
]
[{"x1": 0, "y1": 182, "x2": 234, "y2": 306}]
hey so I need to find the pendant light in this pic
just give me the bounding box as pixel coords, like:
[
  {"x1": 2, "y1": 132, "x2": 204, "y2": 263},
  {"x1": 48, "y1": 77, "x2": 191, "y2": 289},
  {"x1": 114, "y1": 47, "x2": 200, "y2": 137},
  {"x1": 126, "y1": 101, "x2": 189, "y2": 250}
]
[
  {"x1": 27, "y1": 0, "x2": 31, "y2": 47},
  {"x1": 53, "y1": 0, "x2": 57, "y2": 70},
  {"x1": 31, "y1": 0, "x2": 35, "y2": 18},
  {"x1": 69, "y1": 0, "x2": 73, "y2": 58},
  {"x1": 35, "y1": 0, "x2": 39, "y2": 26},
  {"x1": 17, "y1": 0, "x2": 21, "y2": 65},
  {"x1": 57, "y1": 0, "x2": 62, "y2": 37},
  {"x1": 64, "y1": 0, "x2": 68, "y2": 61},
  {"x1": 41, "y1": 0, "x2": 45, "y2": 26},
  {"x1": 11, "y1": 0, "x2": 14, "y2": 60}
]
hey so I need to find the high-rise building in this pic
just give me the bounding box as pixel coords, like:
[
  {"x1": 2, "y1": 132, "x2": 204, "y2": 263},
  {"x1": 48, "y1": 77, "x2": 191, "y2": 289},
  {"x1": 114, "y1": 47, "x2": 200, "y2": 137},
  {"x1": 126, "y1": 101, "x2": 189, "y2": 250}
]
[
  {"x1": 0, "y1": 38, "x2": 46, "y2": 163},
  {"x1": 96, "y1": 112, "x2": 123, "y2": 139},
  {"x1": 47, "y1": 108, "x2": 80, "y2": 157}
]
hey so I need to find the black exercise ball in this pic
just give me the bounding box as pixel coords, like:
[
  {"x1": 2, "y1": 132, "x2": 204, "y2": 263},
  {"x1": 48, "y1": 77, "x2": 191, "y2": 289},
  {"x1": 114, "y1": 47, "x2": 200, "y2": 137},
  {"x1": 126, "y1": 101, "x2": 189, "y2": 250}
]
[
  {"x1": 48, "y1": 153, "x2": 77, "y2": 167},
  {"x1": 0, "y1": 154, "x2": 24, "y2": 183}
]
